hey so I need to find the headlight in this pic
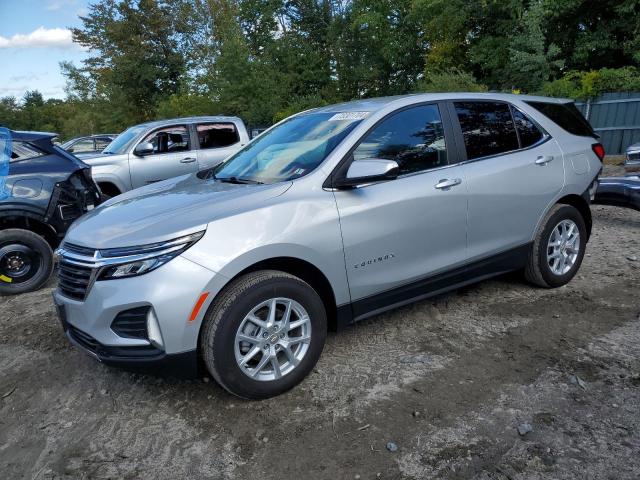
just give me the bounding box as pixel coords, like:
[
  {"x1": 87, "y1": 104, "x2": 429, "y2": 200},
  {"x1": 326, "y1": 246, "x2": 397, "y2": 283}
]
[{"x1": 97, "y1": 231, "x2": 205, "y2": 280}]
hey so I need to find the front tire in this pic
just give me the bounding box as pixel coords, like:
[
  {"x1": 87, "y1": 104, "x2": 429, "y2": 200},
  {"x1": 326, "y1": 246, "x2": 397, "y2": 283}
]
[
  {"x1": 200, "y1": 270, "x2": 327, "y2": 399},
  {"x1": 0, "y1": 229, "x2": 54, "y2": 295},
  {"x1": 525, "y1": 204, "x2": 587, "y2": 288}
]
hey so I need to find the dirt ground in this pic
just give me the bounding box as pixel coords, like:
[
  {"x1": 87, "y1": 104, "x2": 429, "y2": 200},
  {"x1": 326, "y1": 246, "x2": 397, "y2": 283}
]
[{"x1": 1, "y1": 165, "x2": 639, "y2": 480}]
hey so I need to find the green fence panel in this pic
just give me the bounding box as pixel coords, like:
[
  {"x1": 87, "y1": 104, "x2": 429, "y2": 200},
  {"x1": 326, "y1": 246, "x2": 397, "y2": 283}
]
[{"x1": 575, "y1": 92, "x2": 640, "y2": 154}]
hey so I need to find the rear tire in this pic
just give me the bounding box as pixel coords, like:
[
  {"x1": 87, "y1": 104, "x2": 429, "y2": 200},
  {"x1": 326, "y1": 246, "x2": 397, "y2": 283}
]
[
  {"x1": 200, "y1": 270, "x2": 327, "y2": 399},
  {"x1": 525, "y1": 204, "x2": 587, "y2": 288},
  {"x1": 0, "y1": 229, "x2": 54, "y2": 295}
]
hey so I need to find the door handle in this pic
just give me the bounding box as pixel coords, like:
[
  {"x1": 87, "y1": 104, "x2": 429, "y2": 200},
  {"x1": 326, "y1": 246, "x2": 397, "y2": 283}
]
[
  {"x1": 535, "y1": 155, "x2": 554, "y2": 165},
  {"x1": 180, "y1": 157, "x2": 197, "y2": 164},
  {"x1": 435, "y1": 178, "x2": 462, "y2": 190}
]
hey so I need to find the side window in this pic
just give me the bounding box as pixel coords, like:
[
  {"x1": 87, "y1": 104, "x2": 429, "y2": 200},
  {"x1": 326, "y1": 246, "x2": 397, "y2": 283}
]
[
  {"x1": 11, "y1": 142, "x2": 45, "y2": 162},
  {"x1": 511, "y1": 107, "x2": 544, "y2": 148},
  {"x1": 353, "y1": 104, "x2": 448, "y2": 175},
  {"x1": 454, "y1": 102, "x2": 519, "y2": 160},
  {"x1": 95, "y1": 138, "x2": 111, "y2": 151},
  {"x1": 70, "y1": 139, "x2": 95, "y2": 153},
  {"x1": 197, "y1": 123, "x2": 240, "y2": 149},
  {"x1": 142, "y1": 125, "x2": 190, "y2": 154}
]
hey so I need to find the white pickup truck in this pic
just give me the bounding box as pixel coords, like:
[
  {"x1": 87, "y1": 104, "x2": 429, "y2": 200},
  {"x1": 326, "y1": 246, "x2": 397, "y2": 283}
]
[{"x1": 78, "y1": 116, "x2": 249, "y2": 197}]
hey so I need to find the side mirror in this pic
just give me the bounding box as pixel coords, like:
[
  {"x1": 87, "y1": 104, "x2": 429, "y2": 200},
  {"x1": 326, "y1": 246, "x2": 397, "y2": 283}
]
[
  {"x1": 335, "y1": 158, "x2": 400, "y2": 189},
  {"x1": 134, "y1": 141, "x2": 154, "y2": 156}
]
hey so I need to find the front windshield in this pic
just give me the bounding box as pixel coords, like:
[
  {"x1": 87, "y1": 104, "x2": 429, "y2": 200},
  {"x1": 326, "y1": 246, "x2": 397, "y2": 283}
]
[
  {"x1": 103, "y1": 125, "x2": 146, "y2": 154},
  {"x1": 214, "y1": 112, "x2": 365, "y2": 183}
]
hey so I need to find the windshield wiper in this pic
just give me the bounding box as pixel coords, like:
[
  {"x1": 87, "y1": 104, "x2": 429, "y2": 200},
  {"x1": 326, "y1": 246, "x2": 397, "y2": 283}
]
[{"x1": 216, "y1": 176, "x2": 264, "y2": 185}]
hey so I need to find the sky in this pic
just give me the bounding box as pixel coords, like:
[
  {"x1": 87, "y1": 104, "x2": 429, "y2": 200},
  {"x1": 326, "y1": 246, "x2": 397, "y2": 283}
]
[{"x1": 0, "y1": 0, "x2": 91, "y2": 100}]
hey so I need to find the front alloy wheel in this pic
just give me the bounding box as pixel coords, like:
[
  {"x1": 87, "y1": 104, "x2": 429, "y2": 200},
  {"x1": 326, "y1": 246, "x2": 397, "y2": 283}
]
[
  {"x1": 234, "y1": 297, "x2": 312, "y2": 381},
  {"x1": 200, "y1": 270, "x2": 326, "y2": 399}
]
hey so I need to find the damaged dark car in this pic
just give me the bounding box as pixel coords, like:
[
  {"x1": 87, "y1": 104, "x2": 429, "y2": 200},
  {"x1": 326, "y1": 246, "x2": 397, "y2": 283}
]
[{"x1": 0, "y1": 131, "x2": 101, "y2": 294}]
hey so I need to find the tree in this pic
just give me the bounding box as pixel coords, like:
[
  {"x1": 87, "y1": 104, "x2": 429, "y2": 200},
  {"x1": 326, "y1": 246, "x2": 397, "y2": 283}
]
[{"x1": 66, "y1": 0, "x2": 186, "y2": 125}]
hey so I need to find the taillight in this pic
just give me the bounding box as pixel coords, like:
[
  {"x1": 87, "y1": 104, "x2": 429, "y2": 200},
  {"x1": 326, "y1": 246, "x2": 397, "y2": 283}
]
[{"x1": 592, "y1": 143, "x2": 605, "y2": 162}]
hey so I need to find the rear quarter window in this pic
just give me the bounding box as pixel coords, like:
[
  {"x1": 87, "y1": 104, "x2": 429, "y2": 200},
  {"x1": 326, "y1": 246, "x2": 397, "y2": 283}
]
[
  {"x1": 525, "y1": 101, "x2": 596, "y2": 138},
  {"x1": 512, "y1": 108, "x2": 545, "y2": 148},
  {"x1": 11, "y1": 142, "x2": 46, "y2": 162}
]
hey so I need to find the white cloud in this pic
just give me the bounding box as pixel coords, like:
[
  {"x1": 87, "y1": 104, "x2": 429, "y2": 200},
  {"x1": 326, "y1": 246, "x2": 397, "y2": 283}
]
[{"x1": 0, "y1": 27, "x2": 76, "y2": 49}]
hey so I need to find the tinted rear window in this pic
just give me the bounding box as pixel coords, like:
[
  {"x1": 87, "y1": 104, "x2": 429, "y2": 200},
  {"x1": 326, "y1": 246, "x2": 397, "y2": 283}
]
[
  {"x1": 454, "y1": 101, "x2": 519, "y2": 160},
  {"x1": 525, "y1": 101, "x2": 596, "y2": 138}
]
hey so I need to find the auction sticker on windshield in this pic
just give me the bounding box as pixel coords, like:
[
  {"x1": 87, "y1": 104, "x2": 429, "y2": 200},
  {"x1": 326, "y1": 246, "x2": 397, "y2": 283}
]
[{"x1": 328, "y1": 112, "x2": 370, "y2": 121}]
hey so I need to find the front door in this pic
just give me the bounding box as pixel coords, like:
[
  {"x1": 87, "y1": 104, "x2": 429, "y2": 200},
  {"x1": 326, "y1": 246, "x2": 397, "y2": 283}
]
[
  {"x1": 129, "y1": 124, "x2": 199, "y2": 189},
  {"x1": 332, "y1": 103, "x2": 468, "y2": 311}
]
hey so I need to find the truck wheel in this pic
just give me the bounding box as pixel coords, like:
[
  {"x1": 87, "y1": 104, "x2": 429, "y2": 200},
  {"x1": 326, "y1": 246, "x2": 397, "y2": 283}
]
[
  {"x1": 0, "y1": 229, "x2": 54, "y2": 295},
  {"x1": 200, "y1": 270, "x2": 327, "y2": 399},
  {"x1": 525, "y1": 204, "x2": 587, "y2": 288}
]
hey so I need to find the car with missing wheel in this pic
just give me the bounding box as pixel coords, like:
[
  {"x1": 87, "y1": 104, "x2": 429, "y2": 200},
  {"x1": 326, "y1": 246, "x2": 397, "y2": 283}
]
[
  {"x1": 53, "y1": 93, "x2": 602, "y2": 399},
  {"x1": 1, "y1": 131, "x2": 101, "y2": 294}
]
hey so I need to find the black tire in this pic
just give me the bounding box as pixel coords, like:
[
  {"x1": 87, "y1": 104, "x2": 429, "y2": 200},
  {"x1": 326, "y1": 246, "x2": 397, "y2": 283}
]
[
  {"x1": 0, "y1": 229, "x2": 54, "y2": 295},
  {"x1": 525, "y1": 204, "x2": 587, "y2": 288},
  {"x1": 200, "y1": 270, "x2": 327, "y2": 399}
]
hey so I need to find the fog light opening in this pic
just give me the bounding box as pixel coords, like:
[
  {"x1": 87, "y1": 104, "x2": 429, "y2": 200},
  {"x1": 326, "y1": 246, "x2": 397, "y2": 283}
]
[{"x1": 147, "y1": 309, "x2": 164, "y2": 349}]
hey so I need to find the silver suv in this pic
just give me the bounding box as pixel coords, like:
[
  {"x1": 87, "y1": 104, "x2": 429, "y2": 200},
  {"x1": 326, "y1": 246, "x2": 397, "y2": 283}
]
[
  {"x1": 54, "y1": 93, "x2": 603, "y2": 399},
  {"x1": 81, "y1": 116, "x2": 249, "y2": 197}
]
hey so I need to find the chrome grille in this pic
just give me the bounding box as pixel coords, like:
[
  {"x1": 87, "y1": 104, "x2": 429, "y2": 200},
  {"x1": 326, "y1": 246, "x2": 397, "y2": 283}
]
[
  {"x1": 628, "y1": 151, "x2": 640, "y2": 162},
  {"x1": 63, "y1": 243, "x2": 97, "y2": 257},
  {"x1": 58, "y1": 260, "x2": 93, "y2": 300},
  {"x1": 56, "y1": 242, "x2": 98, "y2": 301}
]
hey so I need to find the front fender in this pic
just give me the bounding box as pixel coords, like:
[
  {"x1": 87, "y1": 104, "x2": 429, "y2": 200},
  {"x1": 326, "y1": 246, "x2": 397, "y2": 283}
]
[{"x1": 90, "y1": 162, "x2": 131, "y2": 192}]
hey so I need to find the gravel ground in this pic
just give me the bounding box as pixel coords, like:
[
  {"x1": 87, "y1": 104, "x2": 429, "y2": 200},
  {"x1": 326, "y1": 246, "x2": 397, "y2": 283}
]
[{"x1": 1, "y1": 165, "x2": 638, "y2": 480}]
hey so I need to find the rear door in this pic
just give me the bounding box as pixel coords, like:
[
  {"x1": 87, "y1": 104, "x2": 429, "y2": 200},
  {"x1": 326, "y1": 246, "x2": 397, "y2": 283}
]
[
  {"x1": 450, "y1": 101, "x2": 564, "y2": 260},
  {"x1": 129, "y1": 124, "x2": 198, "y2": 188},
  {"x1": 194, "y1": 121, "x2": 245, "y2": 170},
  {"x1": 333, "y1": 103, "x2": 468, "y2": 306}
]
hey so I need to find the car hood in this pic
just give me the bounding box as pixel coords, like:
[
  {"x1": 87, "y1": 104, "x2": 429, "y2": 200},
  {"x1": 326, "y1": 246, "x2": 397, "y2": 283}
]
[
  {"x1": 64, "y1": 173, "x2": 292, "y2": 249},
  {"x1": 73, "y1": 151, "x2": 112, "y2": 160},
  {"x1": 79, "y1": 152, "x2": 122, "y2": 164}
]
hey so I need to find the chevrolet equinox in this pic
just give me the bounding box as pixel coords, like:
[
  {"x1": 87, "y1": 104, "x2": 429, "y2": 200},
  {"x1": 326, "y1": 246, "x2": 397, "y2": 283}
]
[{"x1": 54, "y1": 93, "x2": 603, "y2": 399}]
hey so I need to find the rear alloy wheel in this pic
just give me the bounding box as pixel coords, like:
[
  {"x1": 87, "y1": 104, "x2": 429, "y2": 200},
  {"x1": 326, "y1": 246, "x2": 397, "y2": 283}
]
[
  {"x1": 200, "y1": 270, "x2": 326, "y2": 399},
  {"x1": 546, "y1": 219, "x2": 581, "y2": 276},
  {"x1": 525, "y1": 204, "x2": 587, "y2": 288},
  {"x1": 0, "y1": 229, "x2": 54, "y2": 295}
]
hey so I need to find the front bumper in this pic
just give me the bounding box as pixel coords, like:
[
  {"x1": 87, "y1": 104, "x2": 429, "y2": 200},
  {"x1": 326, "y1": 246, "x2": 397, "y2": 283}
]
[
  {"x1": 53, "y1": 255, "x2": 227, "y2": 377},
  {"x1": 57, "y1": 302, "x2": 198, "y2": 377}
]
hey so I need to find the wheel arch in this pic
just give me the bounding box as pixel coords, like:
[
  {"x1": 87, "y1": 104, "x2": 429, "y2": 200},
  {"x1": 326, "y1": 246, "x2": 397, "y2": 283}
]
[
  {"x1": 556, "y1": 194, "x2": 592, "y2": 239},
  {"x1": 0, "y1": 211, "x2": 59, "y2": 248},
  {"x1": 97, "y1": 181, "x2": 122, "y2": 198},
  {"x1": 207, "y1": 256, "x2": 341, "y2": 332}
]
